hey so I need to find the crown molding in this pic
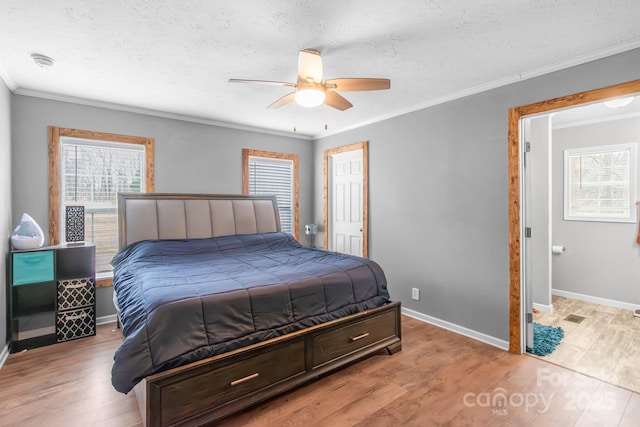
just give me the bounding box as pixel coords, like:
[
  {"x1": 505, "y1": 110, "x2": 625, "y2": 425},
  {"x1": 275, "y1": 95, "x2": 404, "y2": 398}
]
[
  {"x1": 0, "y1": 63, "x2": 16, "y2": 91},
  {"x1": 8, "y1": 39, "x2": 640, "y2": 141},
  {"x1": 315, "y1": 40, "x2": 640, "y2": 139},
  {"x1": 13, "y1": 88, "x2": 314, "y2": 141}
]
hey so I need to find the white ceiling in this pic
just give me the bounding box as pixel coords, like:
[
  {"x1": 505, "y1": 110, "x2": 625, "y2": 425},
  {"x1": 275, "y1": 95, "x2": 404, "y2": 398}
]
[
  {"x1": 1, "y1": 1, "x2": 640, "y2": 139},
  {"x1": 552, "y1": 96, "x2": 640, "y2": 129}
]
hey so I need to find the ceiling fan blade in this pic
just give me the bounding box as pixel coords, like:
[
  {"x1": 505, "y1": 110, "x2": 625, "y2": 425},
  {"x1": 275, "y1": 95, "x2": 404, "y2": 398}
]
[
  {"x1": 324, "y1": 78, "x2": 390, "y2": 91},
  {"x1": 267, "y1": 92, "x2": 296, "y2": 109},
  {"x1": 229, "y1": 79, "x2": 295, "y2": 87},
  {"x1": 298, "y1": 49, "x2": 323, "y2": 83},
  {"x1": 324, "y1": 91, "x2": 353, "y2": 111}
]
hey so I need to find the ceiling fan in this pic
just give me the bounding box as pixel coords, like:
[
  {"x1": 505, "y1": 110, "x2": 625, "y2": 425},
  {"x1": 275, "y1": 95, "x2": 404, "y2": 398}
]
[{"x1": 229, "y1": 48, "x2": 390, "y2": 111}]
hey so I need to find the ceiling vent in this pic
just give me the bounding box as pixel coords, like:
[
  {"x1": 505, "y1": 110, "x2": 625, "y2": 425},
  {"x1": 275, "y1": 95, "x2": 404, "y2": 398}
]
[{"x1": 31, "y1": 53, "x2": 55, "y2": 68}]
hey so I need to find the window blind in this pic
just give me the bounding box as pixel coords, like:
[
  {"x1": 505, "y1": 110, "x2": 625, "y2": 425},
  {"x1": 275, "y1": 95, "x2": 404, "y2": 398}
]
[{"x1": 248, "y1": 156, "x2": 293, "y2": 234}]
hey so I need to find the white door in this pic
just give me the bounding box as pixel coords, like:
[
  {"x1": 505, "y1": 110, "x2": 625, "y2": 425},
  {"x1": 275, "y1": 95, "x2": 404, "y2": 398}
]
[
  {"x1": 329, "y1": 149, "x2": 363, "y2": 256},
  {"x1": 523, "y1": 115, "x2": 554, "y2": 351},
  {"x1": 523, "y1": 118, "x2": 535, "y2": 350}
]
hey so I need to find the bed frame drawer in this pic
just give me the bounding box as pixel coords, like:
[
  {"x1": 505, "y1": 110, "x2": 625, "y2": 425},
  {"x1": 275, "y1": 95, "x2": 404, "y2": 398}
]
[
  {"x1": 157, "y1": 339, "x2": 305, "y2": 426},
  {"x1": 138, "y1": 302, "x2": 401, "y2": 427},
  {"x1": 312, "y1": 308, "x2": 399, "y2": 368}
]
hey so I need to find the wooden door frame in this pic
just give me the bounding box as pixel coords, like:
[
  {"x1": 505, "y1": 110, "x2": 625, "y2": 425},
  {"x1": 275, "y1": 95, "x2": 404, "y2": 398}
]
[
  {"x1": 324, "y1": 141, "x2": 369, "y2": 258},
  {"x1": 507, "y1": 79, "x2": 640, "y2": 353}
]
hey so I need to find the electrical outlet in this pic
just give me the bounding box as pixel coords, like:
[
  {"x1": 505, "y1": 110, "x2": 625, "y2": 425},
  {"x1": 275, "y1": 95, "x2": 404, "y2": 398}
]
[{"x1": 411, "y1": 287, "x2": 420, "y2": 301}]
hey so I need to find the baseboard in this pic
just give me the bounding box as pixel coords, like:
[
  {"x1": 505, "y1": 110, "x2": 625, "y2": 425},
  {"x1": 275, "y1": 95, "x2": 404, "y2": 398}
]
[
  {"x1": 552, "y1": 289, "x2": 639, "y2": 311},
  {"x1": 401, "y1": 307, "x2": 509, "y2": 351},
  {"x1": 533, "y1": 303, "x2": 553, "y2": 313},
  {"x1": 0, "y1": 317, "x2": 115, "y2": 370},
  {"x1": 97, "y1": 314, "x2": 118, "y2": 326},
  {"x1": 0, "y1": 342, "x2": 9, "y2": 371}
]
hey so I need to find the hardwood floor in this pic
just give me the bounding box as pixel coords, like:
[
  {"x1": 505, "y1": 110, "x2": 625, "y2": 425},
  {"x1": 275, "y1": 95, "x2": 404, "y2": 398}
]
[
  {"x1": 0, "y1": 324, "x2": 139, "y2": 427},
  {"x1": 532, "y1": 296, "x2": 640, "y2": 394},
  {"x1": 1, "y1": 317, "x2": 639, "y2": 426}
]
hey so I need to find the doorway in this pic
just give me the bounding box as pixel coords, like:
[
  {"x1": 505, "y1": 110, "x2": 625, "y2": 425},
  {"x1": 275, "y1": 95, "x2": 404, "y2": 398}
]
[
  {"x1": 519, "y1": 96, "x2": 640, "y2": 392},
  {"x1": 323, "y1": 141, "x2": 369, "y2": 257},
  {"x1": 507, "y1": 79, "x2": 640, "y2": 354}
]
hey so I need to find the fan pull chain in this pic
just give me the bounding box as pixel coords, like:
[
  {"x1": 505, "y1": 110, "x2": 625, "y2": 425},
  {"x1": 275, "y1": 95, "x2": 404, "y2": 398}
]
[
  {"x1": 293, "y1": 103, "x2": 297, "y2": 132},
  {"x1": 324, "y1": 105, "x2": 328, "y2": 130}
]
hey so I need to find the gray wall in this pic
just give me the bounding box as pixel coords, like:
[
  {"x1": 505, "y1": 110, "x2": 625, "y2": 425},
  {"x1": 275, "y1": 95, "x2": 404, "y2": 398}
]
[
  {"x1": 6, "y1": 48, "x2": 640, "y2": 345},
  {"x1": 0, "y1": 78, "x2": 11, "y2": 352},
  {"x1": 552, "y1": 117, "x2": 640, "y2": 304},
  {"x1": 314, "y1": 48, "x2": 640, "y2": 342},
  {"x1": 10, "y1": 95, "x2": 314, "y2": 318}
]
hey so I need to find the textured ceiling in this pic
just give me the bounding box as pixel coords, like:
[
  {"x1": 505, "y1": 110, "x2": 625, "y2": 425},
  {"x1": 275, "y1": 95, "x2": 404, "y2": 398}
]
[{"x1": 1, "y1": 0, "x2": 640, "y2": 138}]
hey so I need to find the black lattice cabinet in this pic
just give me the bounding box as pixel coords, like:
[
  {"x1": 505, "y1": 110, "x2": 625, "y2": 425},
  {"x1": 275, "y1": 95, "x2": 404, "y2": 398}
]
[{"x1": 8, "y1": 243, "x2": 96, "y2": 352}]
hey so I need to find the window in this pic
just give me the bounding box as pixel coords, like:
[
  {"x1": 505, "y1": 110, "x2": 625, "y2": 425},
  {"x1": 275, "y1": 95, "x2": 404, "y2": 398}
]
[
  {"x1": 242, "y1": 149, "x2": 298, "y2": 240},
  {"x1": 49, "y1": 127, "x2": 154, "y2": 287},
  {"x1": 564, "y1": 143, "x2": 637, "y2": 222}
]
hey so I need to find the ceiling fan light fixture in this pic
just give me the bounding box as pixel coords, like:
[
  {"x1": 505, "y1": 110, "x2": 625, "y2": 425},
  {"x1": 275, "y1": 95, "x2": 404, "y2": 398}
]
[
  {"x1": 295, "y1": 87, "x2": 325, "y2": 108},
  {"x1": 230, "y1": 48, "x2": 390, "y2": 114},
  {"x1": 604, "y1": 96, "x2": 635, "y2": 108}
]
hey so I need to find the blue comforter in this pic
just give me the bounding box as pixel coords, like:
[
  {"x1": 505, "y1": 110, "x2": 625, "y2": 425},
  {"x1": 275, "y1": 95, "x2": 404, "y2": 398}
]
[{"x1": 111, "y1": 232, "x2": 389, "y2": 393}]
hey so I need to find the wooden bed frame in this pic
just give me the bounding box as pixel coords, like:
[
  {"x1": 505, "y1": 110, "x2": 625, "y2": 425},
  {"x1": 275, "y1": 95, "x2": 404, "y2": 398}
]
[{"x1": 116, "y1": 193, "x2": 402, "y2": 427}]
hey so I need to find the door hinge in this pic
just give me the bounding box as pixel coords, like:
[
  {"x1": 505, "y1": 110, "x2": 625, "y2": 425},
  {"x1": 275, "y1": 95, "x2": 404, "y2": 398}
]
[
  {"x1": 526, "y1": 312, "x2": 533, "y2": 323},
  {"x1": 525, "y1": 227, "x2": 532, "y2": 238},
  {"x1": 525, "y1": 141, "x2": 531, "y2": 152}
]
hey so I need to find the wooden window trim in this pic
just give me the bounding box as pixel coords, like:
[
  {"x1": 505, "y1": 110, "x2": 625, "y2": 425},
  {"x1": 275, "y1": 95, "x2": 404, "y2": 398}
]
[
  {"x1": 48, "y1": 126, "x2": 154, "y2": 288},
  {"x1": 242, "y1": 148, "x2": 299, "y2": 241}
]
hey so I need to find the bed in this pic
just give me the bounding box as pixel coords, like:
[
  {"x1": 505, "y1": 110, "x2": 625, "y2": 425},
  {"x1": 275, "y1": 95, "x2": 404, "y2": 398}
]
[{"x1": 111, "y1": 192, "x2": 401, "y2": 427}]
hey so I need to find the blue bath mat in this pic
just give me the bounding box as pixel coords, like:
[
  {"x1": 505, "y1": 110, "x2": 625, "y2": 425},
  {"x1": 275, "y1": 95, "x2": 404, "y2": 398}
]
[{"x1": 526, "y1": 323, "x2": 564, "y2": 356}]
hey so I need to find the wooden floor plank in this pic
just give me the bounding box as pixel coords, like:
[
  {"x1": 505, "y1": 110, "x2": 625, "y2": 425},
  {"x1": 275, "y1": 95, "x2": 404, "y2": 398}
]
[
  {"x1": 1, "y1": 317, "x2": 639, "y2": 426},
  {"x1": 573, "y1": 382, "x2": 632, "y2": 427}
]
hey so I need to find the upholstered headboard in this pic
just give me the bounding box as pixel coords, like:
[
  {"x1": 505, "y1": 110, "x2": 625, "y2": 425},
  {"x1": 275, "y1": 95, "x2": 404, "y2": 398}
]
[{"x1": 117, "y1": 193, "x2": 281, "y2": 249}]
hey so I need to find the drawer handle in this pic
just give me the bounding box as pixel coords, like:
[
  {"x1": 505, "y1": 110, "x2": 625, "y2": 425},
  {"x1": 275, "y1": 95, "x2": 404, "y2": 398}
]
[
  {"x1": 64, "y1": 313, "x2": 88, "y2": 321},
  {"x1": 230, "y1": 372, "x2": 259, "y2": 386},
  {"x1": 24, "y1": 257, "x2": 47, "y2": 264},
  {"x1": 350, "y1": 332, "x2": 370, "y2": 342}
]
